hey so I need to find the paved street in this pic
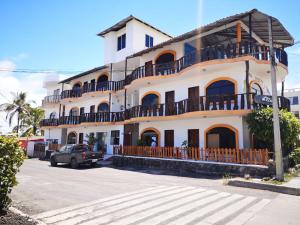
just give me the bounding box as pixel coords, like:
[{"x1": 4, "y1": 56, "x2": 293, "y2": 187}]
[{"x1": 11, "y1": 159, "x2": 300, "y2": 225}]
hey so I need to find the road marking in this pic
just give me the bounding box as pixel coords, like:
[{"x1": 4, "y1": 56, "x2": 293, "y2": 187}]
[
  {"x1": 141, "y1": 192, "x2": 230, "y2": 225},
  {"x1": 224, "y1": 199, "x2": 271, "y2": 225},
  {"x1": 33, "y1": 186, "x2": 164, "y2": 219},
  {"x1": 81, "y1": 189, "x2": 214, "y2": 225},
  {"x1": 44, "y1": 186, "x2": 188, "y2": 224},
  {"x1": 34, "y1": 185, "x2": 271, "y2": 225},
  {"x1": 169, "y1": 193, "x2": 244, "y2": 225},
  {"x1": 194, "y1": 196, "x2": 257, "y2": 225}
]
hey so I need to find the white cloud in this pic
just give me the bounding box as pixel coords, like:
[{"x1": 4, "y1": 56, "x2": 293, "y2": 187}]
[{"x1": 0, "y1": 58, "x2": 67, "y2": 134}]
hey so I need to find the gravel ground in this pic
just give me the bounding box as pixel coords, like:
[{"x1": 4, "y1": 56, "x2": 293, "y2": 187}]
[{"x1": 0, "y1": 210, "x2": 36, "y2": 225}]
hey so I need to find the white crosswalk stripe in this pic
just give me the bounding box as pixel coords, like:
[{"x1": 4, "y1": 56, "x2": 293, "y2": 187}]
[{"x1": 33, "y1": 185, "x2": 271, "y2": 225}]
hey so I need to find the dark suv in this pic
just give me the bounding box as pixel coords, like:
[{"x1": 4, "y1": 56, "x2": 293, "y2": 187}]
[{"x1": 50, "y1": 144, "x2": 103, "y2": 168}]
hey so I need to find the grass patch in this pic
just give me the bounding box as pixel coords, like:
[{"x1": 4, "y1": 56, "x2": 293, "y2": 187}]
[{"x1": 262, "y1": 168, "x2": 299, "y2": 185}]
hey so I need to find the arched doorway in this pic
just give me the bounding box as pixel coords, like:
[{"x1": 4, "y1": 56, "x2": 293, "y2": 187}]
[
  {"x1": 155, "y1": 51, "x2": 175, "y2": 75},
  {"x1": 49, "y1": 112, "x2": 56, "y2": 119},
  {"x1": 205, "y1": 125, "x2": 237, "y2": 149},
  {"x1": 97, "y1": 74, "x2": 109, "y2": 91},
  {"x1": 206, "y1": 79, "x2": 235, "y2": 96},
  {"x1": 141, "y1": 92, "x2": 159, "y2": 107},
  {"x1": 141, "y1": 128, "x2": 159, "y2": 146},
  {"x1": 97, "y1": 102, "x2": 109, "y2": 112},
  {"x1": 67, "y1": 132, "x2": 77, "y2": 144},
  {"x1": 69, "y1": 107, "x2": 79, "y2": 116},
  {"x1": 251, "y1": 82, "x2": 263, "y2": 95},
  {"x1": 72, "y1": 83, "x2": 82, "y2": 96}
]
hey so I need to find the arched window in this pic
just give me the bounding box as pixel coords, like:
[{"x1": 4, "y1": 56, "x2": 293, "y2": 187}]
[
  {"x1": 69, "y1": 107, "x2": 79, "y2": 116},
  {"x1": 141, "y1": 93, "x2": 159, "y2": 107},
  {"x1": 49, "y1": 112, "x2": 56, "y2": 119},
  {"x1": 155, "y1": 51, "x2": 176, "y2": 75},
  {"x1": 72, "y1": 83, "x2": 81, "y2": 90},
  {"x1": 251, "y1": 82, "x2": 263, "y2": 95},
  {"x1": 206, "y1": 126, "x2": 237, "y2": 149},
  {"x1": 206, "y1": 80, "x2": 235, "y2": 96},
  {"x1": 97, "y1": 74, "x2": 108, "y2": 83},
  {"x1": 97, "y1": 102, "x2": 109, "y2": 112},
  {"x1": 67, "y1": 132, "x2": 77, "y2": 144},
  {"x1": 155, "y1": 52, "x2": 175, "y2": 64},
  {"x1": 141, "y1": 129, "x2": 159, "y2": 146}
]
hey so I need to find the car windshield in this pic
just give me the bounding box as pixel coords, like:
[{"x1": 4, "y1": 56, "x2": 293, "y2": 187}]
[{"x1": 74, "y1": 145, "x2": 90, "y2": 152}]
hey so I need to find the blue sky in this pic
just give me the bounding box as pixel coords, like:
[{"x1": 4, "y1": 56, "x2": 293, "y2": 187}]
[{"x1": 0, "y1": 0, "x2": 300, "y2": 132}]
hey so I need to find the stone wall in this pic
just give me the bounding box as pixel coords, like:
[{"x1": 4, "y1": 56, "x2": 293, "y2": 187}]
[{"x1": 112, "y1": 156, "x2": 275, "y2": 177}]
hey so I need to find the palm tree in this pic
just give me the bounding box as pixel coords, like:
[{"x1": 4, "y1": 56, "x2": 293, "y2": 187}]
[
  {"x1": 0, "y1": 92, "x2": 32, "y2": 136},
  {"x1": 18, "y1": 107, "x2": 45, "y2": 136}
]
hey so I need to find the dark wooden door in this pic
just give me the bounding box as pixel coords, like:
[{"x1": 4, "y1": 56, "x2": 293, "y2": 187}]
[
  {"x1": 188, "y1": 86, "x2": 199, "y2": 112},
  {"x1": 188, "y1": 129, "x2": 199, "y2": 147},
  {"x1": 124, "y1": 123, "x2": 139, "y2": 146},
  {"x1": 90, "y1": 79, "x2": 96, "y2": 91},
  {"x1": 164, "y1": 130, "x2": 174, "y2": 147},
  {"x1": 145, "y1": 60, "x2": 153, "y2": 77},
  {"x1": 165, "y1": 91, "x2": 175, "y2": 116},
  {"x1": 79, "y1": 133, "x2": 84, "y2": 144}
]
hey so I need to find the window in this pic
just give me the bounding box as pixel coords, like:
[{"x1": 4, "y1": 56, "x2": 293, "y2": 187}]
[
  {"x1": 117, "y1": 34, "x2": 126, "y2": 51},
  {"x1": 145, "y1": 34, "x2": 154, "y2": 48},
  {"x1": 289, "y1": 96, "x2": 299, "y2": 105},
  {"x1": 164, "y1": 130, "x2": 174, "y2": 147},
  {"x1": 110, "y1": 130, "x2": 120, "y2": 145},
  {"x1": 53, "y1": 89, "x2": 60, "y2": 96},
  {"x1": 79, "y1": 133, "x2": 84, "y2": 144}
]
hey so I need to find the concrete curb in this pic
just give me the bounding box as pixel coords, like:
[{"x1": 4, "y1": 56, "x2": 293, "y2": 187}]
[
  {"x1": 228, "y1": 180, "x2": 300, "y2": 196},
  {"x1": 9, "y1": 207, "x2": 47, "y2": 225}
]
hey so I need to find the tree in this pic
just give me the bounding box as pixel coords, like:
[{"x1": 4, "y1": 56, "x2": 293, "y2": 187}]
[
  {"x1": 0, "y1": 92, "x2": 32, "y2": 136},
  {"x1": 17, "y1": 107, "x2": 45, "y2": 137},
  {"x1": 246, "y1": 108, "x2": 300, "y2": 155},
  {"x1": 0, "y1": 136, "x2": 24, "y2": 210}
]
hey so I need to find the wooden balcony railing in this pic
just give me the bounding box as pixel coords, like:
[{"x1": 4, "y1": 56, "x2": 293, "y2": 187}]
[
  {"x1": 58, "y1": 42, "x2": 288, "y2": 99},
  {"x1": 61, "y1": 89, "x2": 82, "y2": 99},
  {"x1": 40, "y1": 119, "x2": 59, "y2": 126},
  {"x1": 125, "y1": 42, "x2": 288, "y2": 85},
  {"x1": 42, "y1": 95, "x2": 60, "y2": 105},
  {"x1": 113, "y1": 145, "x2": 269, "y2": 165},
  {"x1": 40, "y1": 94, "x2": 290, "y2": 127}
]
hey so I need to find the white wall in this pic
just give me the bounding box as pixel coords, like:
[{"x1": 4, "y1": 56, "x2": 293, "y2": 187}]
[{"x1": 139, "y1": 116, "x2": 244, "y2": 148}]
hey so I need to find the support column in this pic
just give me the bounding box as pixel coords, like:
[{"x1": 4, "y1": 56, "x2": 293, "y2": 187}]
[
  {"x1": 245, "y1": 60, "x2": 250, "y2": 109},
  {"x1": 236, "y1": 22, "x2": 242, "y2": 54},
  {"x1": 248, "y1": 13, "x2": 252, "y2": 51},
  {"x1": 268, "y1": 16, "x2": 284, "y2": 181},
  {"x1": 281, "y1": 81, "x2": 285, "y2": 97}
]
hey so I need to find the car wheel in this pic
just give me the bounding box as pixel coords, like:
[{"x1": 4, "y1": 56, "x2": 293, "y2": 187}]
[
  {"x1": 71, "y1": 158, "x2": 79, "y2": 169},
  {"x1": 91, "y1": 162, "x2": 97, "y2": 168},
  {"x1": 50, "y1": 157, "x2": 57, "y2": 167}
]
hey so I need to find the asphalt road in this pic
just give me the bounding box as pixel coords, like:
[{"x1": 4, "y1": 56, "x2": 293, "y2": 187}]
[{"x1": 11, "y1": 159, "x2": 300, "y2": 225}]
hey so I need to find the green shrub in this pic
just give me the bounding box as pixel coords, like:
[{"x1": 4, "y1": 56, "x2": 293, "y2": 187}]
[
  {"x1": 246, "y1": 108, "x2": 300, "y2": 156},
  {"x1": 288, "y1": 148, "x2": 300, "y2": 167},
  {"x1": 0, "y1": 136, "x2": 25, "y2": 210}
]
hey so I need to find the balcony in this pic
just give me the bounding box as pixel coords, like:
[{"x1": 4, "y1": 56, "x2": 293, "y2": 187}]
[
  {"x1": 40, "y1": 118, "x2": 59, "y2": 127},
  {"x1": 60, "y1": 80, "x2": 125, "y2": 100},
  {"x1": 40, "y1": 94, "x2": 290, "y2": 127},
  {"x1": 42, "y1": 95, "x2": 60, "y2": 105},
  {"x1": 125, "y1": 42, "x2": 288, "y2": 85}
]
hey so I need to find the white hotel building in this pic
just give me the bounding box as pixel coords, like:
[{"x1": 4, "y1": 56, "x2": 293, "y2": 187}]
[{"x1": 40, "y1": 9, "x2": 293, "y2": 156}]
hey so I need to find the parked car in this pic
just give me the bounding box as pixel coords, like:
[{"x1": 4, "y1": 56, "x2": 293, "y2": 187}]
[{"x1": 50, "y1": 144, "x2": 103, "y2": 168}]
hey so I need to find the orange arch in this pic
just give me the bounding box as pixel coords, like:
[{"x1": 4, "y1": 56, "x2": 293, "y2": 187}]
[
  {"x1": 154, "y1": 50, "x2": 176, "y2": 63},
  {"x1": 97, "y1": 100, "x2": 110, "y2": 111},
  {"x1": 96, "y1": 72, "x2": 109, "y2": 82},
  {"x1": 249, "y1": 80, "x2": 263, "y2": 94},
  {"x1": 72, "y1": 81, "x2": 82, "y2": 88},
  {"x1": 204, "y1": 77, "x2": 238, "y2": 95},
  {"x1": 140, "y1": 91, "x2": 161, "y2": 105},
  {"x1": 140, "y1": 127, "x2": 161, "y2": 146},
  {"x1": 204, "y1": 124, "x2": 239, "y2": 149},
  {"x1": 67, "y1": 131, "x2": 77, "y2": 144}
]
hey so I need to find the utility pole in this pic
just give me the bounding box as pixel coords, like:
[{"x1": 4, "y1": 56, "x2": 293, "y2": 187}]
[{"x1": 268, "y1": 16, "x2": 284, "y2": 181}]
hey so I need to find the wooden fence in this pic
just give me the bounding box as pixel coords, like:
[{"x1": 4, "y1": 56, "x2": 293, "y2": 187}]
[{"x1": 113, "y1": 146, "x2": 269, "y2": 166}]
